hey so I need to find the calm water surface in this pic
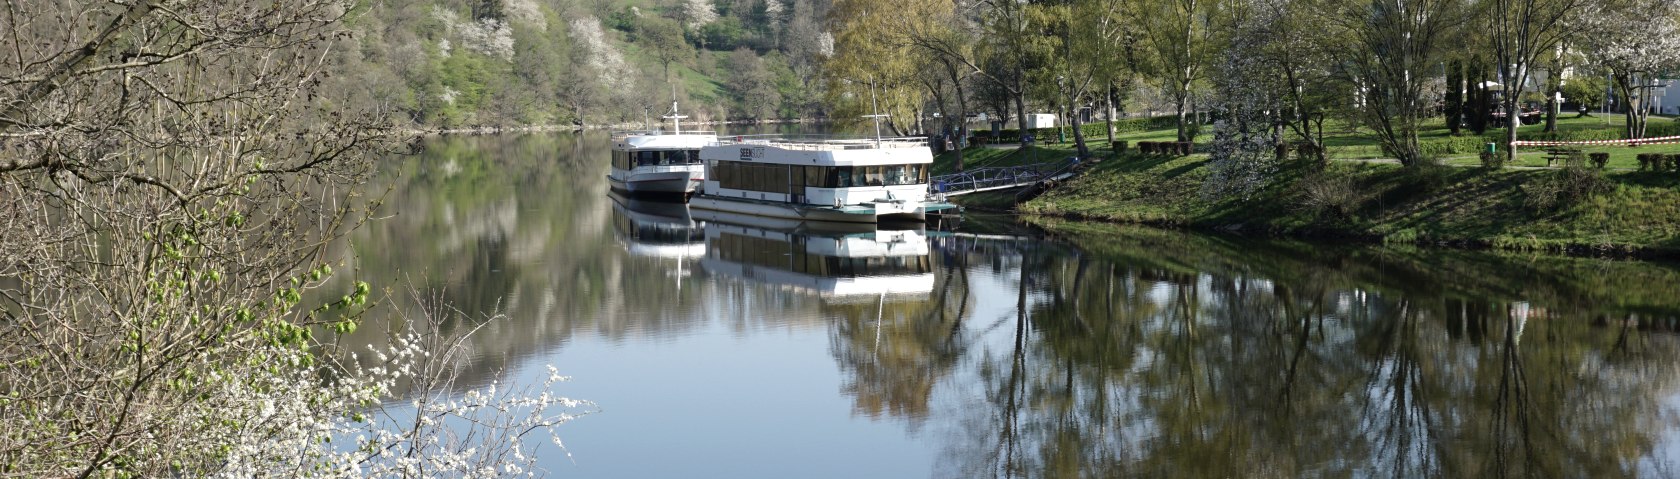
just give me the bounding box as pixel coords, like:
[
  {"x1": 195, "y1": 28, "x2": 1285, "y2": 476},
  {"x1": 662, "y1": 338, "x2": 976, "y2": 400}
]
[{"x1": 342, "y1": 132, "x2": 1680, "y2": 478}]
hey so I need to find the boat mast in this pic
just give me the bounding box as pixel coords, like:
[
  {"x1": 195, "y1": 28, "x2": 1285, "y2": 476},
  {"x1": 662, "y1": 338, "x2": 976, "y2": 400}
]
[
  {"x1": 662, "y1": 85, "x2": 687, "y2": 135},
  {"x1": 863, "y1": 79, "x2": 887, "y2": 148}
]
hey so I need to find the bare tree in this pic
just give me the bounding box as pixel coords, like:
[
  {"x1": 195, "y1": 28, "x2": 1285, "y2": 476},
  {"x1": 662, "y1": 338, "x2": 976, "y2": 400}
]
[
  {"x1": 1327, "y1": 0, "x2": 1466, "y2": 167},
  {"x1": 1489, "y1": 0, "x2": 1585, "y2": 162}
]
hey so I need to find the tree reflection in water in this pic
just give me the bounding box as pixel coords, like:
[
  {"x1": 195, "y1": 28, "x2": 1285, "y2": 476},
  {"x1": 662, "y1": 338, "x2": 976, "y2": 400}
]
[{"x1": 825, "y1": 223, "x2": 1680, "y2": 478}]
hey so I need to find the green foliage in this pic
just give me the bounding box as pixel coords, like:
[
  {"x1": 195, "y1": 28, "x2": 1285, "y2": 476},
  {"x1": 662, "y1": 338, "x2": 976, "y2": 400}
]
[
  {"x1": 699, "y1": 17, "x2": 746, "y2": 51},
  {"x1": 1561, "y1": 75, "x2": 1610, "y2": 112}
]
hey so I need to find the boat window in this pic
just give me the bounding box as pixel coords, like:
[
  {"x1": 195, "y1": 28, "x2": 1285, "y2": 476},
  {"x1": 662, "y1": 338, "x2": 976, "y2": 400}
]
[
  {"x1": 663, "y1": 150, "x2": 688, "y2": 165},
  {"x1": 806, "y1": 165, "x2": 824, "y2": 187},
  {"x1": 884, "y1": 165, "x2": 910, "y2": 186},
  {"x1": 712, "y1": 161, "x2": 730, "y2": 185},
  {"x1": 714, "y1": 162, "x2": 793, "y2": 194},
  {"x1": 689, "y1": 150, "x2": 702, "y2": 164},
  {"x1": 636, "y1": 151, "x2": 660, "y2": 166},
  {"x1": 833, "y1": 167, "x2": 851, "y2": 188},
  {"x1": 918, "y1": 164, "x2": 929, "y2": 183},
  {"x1": 866, "y1": 166, "x2": 884, "y2": 186}
]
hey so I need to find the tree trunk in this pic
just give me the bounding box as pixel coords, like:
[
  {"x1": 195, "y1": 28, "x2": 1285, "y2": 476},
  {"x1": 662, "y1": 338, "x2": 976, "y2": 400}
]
[
  {"x1": 1446, "y1": 60, "x2": 1463, "y2": 135},
  {"x1": 1174, "y1": 90, "x2": 1189, "y2": 143},
  {"x1": 1504, "y1": 62, "x2": 1523, "y2": 165},
  {"x1": 949, "y1": 66, "x2": 969, "y2": 172},
  {"x1": 1469, "y1": 61, "x2": 1489, "y2": 135},
  {"x1": 1014, "y1": 70, "x2": 1030, "y2": 146},
  {"x1": 1544, "y1": 59, "x2": 1562, "y2": 133},
  {"x1": 1069, "y1": 101, "x2": 1089, "y2": 158},
  {"x1": 1104, "y1": 82, "x2": 1115, "y2": 145}
]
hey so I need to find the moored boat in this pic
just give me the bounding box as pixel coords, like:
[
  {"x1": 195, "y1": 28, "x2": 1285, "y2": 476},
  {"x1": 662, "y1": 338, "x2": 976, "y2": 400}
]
[
  {"x1": 691, "y1": 135, "x2": 960, "y2": 224},
  {"x1": 608, "y1": 102, "x2": 716, "y2": 198}
]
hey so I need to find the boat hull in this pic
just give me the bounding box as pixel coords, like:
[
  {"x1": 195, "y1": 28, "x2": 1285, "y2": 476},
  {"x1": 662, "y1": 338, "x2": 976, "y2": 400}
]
[
  {"x1": 608, "y1": 171, "x2": 703, "y2": 197},
  {"x1": 690, "y1": 194, "x2": 927, "y2": 224}
]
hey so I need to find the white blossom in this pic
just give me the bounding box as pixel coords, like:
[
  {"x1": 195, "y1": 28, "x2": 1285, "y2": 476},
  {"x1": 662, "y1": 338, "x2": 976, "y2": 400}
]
[{"x1": 682, "y1": 0, "x2": 720, "y2": 29}]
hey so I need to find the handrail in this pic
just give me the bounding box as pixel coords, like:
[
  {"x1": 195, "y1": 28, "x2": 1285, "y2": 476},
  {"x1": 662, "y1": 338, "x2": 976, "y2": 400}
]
[
  {"x1": 710, "y1": 134, "x2": 930, "y2": 150},
  {"x1": 612, "y1": 129, "x2": 721, "y2": 138},
  {"x1": 929, "y1": 158, "x2": 1080, "y2": 197}
]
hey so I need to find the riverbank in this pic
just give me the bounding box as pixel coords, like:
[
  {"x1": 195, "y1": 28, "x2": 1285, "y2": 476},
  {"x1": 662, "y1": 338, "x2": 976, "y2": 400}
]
[{"x1": 937, "y1": 143, "x2": 1680, "y2": 258}]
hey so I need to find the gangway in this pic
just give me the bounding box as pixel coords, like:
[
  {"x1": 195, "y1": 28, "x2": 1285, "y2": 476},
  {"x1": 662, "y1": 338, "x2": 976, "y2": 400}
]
[{"x1": 928, "y1": 158, "x2": 1081, "y2": 197}]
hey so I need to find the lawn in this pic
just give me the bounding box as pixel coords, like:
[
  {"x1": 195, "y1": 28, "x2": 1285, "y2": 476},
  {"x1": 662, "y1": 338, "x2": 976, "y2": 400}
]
[
  {"x1": 935, "y1": 123, "x2": 1680, "y2": 256},
  {"x1": 955, "y1": 113, "x2": 1680, "y2": 168}
]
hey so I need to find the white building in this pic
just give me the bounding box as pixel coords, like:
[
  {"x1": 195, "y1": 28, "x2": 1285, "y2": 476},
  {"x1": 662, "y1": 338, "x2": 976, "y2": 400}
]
[
  {"x1": 1655, "y1": 80, "x2": 1680, "y2": 115},
  {"x1": 1025, "y1": 113, "x2": 1056, "y2": 129}
]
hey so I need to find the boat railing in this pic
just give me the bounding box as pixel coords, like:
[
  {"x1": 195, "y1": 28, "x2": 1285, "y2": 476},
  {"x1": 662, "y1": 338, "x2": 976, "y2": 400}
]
[
  {"x1": 611, "y1": 129, "x2": 721, "y2": 138},
  {"x1": 710, "y1": 134, "x2": 929, "y2": 151}
]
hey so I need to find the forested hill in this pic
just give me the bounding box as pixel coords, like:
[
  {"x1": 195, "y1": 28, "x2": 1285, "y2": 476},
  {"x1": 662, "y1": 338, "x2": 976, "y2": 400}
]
[{"x1": 334, "y1": 0, "x2": 832, "y2": 129}]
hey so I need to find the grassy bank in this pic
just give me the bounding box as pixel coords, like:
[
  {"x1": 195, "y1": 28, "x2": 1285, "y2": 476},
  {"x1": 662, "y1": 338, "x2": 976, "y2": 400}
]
[{"x1": 936, "y1": 141, "x2": 1680, "y2": 257}]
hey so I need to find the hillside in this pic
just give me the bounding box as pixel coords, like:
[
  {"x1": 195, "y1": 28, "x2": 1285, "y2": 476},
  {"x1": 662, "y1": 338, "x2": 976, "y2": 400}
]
[{"x1": 331, "y1": 0, "x2": 831, "y2": 129}]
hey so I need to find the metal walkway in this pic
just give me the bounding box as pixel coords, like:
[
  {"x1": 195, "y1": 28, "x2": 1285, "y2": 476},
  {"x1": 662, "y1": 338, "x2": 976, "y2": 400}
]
[{"x1": 928, "y1": 159, "x2": 1080, "y2": 197}]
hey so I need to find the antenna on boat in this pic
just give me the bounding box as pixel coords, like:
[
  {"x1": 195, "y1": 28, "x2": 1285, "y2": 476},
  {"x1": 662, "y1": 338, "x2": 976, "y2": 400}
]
[
  {"x1": 862, "y1": 79, "x2": 887, "y2": 148},
  {"x1": 662, "y1": 84, "x2": 687, "y2": 135}
]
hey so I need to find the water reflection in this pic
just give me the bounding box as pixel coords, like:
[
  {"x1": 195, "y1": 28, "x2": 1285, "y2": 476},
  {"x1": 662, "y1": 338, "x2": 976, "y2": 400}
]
[
  {"x1": 915, "y1": 224, "x2": 1680, "y2": 478},
  {"x1": 696, "y1": 216, "x2": 936, "y2": 300},
  {"x1": 609, "y1": 193, "x2": 706, "y2": 261},
  {"x1": 346, "y1": 133, "x2": 1680, "y2": 478}
]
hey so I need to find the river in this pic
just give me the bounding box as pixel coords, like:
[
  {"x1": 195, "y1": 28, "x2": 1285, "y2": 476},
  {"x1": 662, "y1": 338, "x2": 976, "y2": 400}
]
[{"x1": 335, "y1": 131, "x2": 1680, "y2": 478}]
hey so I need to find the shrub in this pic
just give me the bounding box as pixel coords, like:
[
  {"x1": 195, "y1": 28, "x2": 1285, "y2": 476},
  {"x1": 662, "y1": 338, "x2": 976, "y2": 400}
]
[
  {"x1": 1525, "y1": 164, "x2": 1611, "y2": 211},
  {"x1": 1421, "y1": 136, "x2": 1495, "y2": 157},
  {"x1": 1298, "y1": 171, "x2": 1359, "y2": 219},
  {"x1": 1638, "y1": 153, "x2": 1655, "y2": 171},
  {"x1": 1139, "y1": 141, "x2": 1154, "y2": 155},
  {"x1": 1564, "y1": 150, "x2": 1588, "y2": 169},
  {"x1": 1112, "y1": 140, "x2": 1129, "y2": 154},
  {"x1": 1480, "y1": 150, "x2": 1505, "y2": 169},
  {"x1": 1178, "y1": 142, "x2": 1194, "y2": 156},
  {"x1": 1589, "y1": 152, "x2": 1610, "y2": 169}
]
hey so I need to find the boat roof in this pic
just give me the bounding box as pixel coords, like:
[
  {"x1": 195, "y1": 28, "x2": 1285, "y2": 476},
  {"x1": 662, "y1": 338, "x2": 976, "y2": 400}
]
[
  {"x1": 613, "y1": 130, "x2": 719, "y2": 150},
  {"x1": 712, "y1": 135, "x2": 927, "y2": 151},
  {"x1": 699, "y1": 135, "x2": 933, "y2": 166}
]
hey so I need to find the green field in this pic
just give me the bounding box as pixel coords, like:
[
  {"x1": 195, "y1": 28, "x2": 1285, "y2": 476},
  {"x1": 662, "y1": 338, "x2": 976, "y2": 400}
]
[
  {"x1": 935, "y1": 117, "x2": 1680, "y2": 256},
  {"x1": 962, "y1": 114, "x2": 1680, "y2": 165}
]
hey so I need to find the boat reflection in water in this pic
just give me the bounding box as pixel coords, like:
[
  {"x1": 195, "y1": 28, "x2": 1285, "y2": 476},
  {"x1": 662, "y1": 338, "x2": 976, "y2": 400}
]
[
  {"x1": 693, "y1": 210, "x2": 936, "y2": 300},
  {"x1": 609, "y1": 192, "x2": 706, "y2": 260}
]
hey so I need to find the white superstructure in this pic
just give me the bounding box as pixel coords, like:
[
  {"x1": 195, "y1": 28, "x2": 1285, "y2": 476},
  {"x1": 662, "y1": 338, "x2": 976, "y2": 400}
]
[{"x1": 692, "y1": 136, "x2": 959, "y2": 224}]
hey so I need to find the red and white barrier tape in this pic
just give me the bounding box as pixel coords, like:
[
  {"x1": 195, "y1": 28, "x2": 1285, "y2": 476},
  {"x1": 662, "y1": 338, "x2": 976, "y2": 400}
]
[{"x1": 1512, "y1": 135, "x2": 1680, "y2": 147}]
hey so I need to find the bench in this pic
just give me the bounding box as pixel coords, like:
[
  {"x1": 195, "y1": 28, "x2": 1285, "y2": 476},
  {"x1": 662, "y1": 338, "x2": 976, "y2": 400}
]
[{"x1": 1542, "y1": 147, "x2": 1581, "y2": 167}]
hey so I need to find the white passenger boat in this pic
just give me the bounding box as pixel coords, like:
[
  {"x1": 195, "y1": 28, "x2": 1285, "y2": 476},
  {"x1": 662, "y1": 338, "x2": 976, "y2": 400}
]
[
  {"x1": 698, "y1": 216, "x2": 936, "y2": 299},
  {"x1": 608, "y1": 102, "x2": 716, "y2": 198},
  {"x1": 691, "y1": 136, "x2": 960, "y2": 224}
]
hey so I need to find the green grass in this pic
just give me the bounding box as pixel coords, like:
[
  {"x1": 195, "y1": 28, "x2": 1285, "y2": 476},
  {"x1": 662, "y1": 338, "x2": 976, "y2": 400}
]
[
  {"x1": 1007, "y1": 114, "x2": 1680, "y2": 162},
  {"x1": 932, "y1": 138, "x2": 1680, "y2": 255}
]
